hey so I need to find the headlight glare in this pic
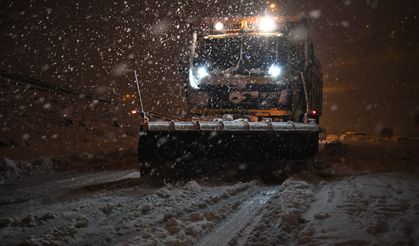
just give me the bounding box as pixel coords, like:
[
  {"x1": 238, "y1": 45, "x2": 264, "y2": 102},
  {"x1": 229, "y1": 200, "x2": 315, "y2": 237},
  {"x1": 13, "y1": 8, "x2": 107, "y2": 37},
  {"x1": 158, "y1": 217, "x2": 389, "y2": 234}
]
[
  {"x1": 214, "y1": 22, "x2": 224, "y2": 31},
  {"x1": 258, "y1": 16, "x2": 276, "y2": 32},
  {"x1": 197, "y1": 66, "x2": 209, "y2": 80},
  {"x1": 268, "y1": 64, "x2": 282, "y2": 78}
]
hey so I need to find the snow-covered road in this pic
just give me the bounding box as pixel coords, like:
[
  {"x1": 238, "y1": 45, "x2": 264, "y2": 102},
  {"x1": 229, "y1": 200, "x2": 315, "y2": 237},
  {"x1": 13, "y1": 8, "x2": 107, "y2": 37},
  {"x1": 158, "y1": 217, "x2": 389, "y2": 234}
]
[
  {"x1": 1, "y1": 171, "x2": 418, "y2": 245},
  {"x1": 1, "y1": 139, "x2": 419, "y2": 245}
]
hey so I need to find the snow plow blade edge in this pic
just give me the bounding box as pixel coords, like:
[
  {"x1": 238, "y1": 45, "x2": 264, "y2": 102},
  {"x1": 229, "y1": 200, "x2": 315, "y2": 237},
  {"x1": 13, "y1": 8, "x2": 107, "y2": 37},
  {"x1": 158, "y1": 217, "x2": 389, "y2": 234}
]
[{"x1": 138, "y1": 121, "x2": 319, "y2": 176}]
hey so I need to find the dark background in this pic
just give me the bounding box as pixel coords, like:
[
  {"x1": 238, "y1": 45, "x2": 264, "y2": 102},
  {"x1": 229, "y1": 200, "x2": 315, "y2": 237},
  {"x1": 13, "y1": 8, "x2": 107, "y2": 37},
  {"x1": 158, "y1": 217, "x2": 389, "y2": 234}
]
[{"x1": 1, "y1": 0, "x2": 418, "y2": 136}]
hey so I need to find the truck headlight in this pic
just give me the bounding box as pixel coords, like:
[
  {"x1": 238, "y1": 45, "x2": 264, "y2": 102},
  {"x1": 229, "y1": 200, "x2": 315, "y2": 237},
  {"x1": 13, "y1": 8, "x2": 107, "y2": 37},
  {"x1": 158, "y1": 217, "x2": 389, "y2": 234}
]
[
  {"x1": 197, "y1": 66, "x2": 209, "y2": 80},
  {"x1": 189, "y1": 66, "x2": 210, "y2": 89},
  {"x1": 268, "y1": 64, "x2": 282, "y2": 78}
]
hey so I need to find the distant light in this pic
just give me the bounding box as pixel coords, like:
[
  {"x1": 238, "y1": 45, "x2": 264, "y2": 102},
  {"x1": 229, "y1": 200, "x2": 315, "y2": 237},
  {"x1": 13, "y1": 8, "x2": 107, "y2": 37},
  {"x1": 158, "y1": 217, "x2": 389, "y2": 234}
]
[
  {"x1": 258, "y1": 16, "x2": 276, "y2": 32},
  {"x1": 130, "y1": 109, "x2": 138, "y2": 115},
  {"x1": 197, "y1": 66, "x2": 209, "y2": 80},
  {"x1": 214, "y1": 22, "x2": 224, "y2": 31},
  {"x1": 270, "y1": 3, "x2": 276, "y2": 9},
  {"x1": 311, "y1": 110, "x2": 317, "y2": 115},
  {"x1": 268, "y1": 64, "x2": 282, "y2": 78}
]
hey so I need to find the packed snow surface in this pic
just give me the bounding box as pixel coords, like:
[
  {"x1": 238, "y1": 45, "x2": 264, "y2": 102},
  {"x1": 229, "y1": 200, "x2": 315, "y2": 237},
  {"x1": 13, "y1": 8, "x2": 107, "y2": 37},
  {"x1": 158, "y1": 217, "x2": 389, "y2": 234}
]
[{"x1": 0, "y1": 138, "x2": 419, "y2": 245}]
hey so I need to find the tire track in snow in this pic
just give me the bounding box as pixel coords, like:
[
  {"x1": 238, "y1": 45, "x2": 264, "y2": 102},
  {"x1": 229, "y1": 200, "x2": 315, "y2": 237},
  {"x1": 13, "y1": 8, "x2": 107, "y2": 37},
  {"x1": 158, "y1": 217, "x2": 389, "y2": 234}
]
[{"x1": 197, "y1": 187, "x2": 278, "y2": 246}]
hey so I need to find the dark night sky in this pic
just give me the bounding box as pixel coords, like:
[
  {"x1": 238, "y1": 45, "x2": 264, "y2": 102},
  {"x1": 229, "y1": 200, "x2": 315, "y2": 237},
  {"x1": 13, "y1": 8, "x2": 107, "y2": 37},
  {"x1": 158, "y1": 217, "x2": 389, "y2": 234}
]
[{"x1": 1, "y1": 0, "x2": 418, "y2": 136}]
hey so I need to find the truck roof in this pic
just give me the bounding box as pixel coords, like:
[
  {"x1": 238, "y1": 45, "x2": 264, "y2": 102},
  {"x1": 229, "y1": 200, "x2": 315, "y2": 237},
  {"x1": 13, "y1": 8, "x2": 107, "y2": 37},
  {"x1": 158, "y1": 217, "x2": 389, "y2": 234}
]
[{"x1": 196, "y1": 15, "x2": 307, "y2": 36}]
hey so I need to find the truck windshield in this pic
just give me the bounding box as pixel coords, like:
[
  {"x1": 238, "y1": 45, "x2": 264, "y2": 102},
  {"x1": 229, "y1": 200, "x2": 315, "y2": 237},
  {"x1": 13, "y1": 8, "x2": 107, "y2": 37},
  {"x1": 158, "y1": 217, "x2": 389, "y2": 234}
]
[{"x1": 195, "y1": 36, "x2": 287, "y2": 73}]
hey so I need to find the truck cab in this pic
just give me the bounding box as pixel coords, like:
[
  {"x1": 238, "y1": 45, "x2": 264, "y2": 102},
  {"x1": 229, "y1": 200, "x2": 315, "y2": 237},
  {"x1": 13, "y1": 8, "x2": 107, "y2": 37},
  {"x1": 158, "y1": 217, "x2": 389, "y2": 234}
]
[{"x1": 187, "y1": 16, "x2": 323, "y2": 123}]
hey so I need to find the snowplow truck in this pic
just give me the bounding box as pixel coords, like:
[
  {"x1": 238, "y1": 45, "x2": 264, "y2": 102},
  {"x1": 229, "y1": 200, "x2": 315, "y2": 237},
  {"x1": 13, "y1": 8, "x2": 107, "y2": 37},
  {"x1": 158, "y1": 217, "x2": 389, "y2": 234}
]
[{"x1": 138, "y1": 15, "x2": 323, "y2": 177}]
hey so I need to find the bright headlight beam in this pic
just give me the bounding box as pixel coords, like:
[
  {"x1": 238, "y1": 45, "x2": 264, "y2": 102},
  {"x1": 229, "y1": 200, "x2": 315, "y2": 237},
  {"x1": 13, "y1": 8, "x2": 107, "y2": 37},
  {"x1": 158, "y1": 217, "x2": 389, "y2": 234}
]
[
  {"x1": 189, "y1": 66, "x2": 210, "y2": 89},
  {"x1": 214, "y1": 22, "x2": 224, "y2": 31},
  {"x1": 268, "y1": 64, "x2": 282, "y2": 78},
  {"x1": 197, "y1": 66, "x2": 209, "y2": 80},
  {"x1": 258, "y1": 16, "x2": 276, "y2": 32}
]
